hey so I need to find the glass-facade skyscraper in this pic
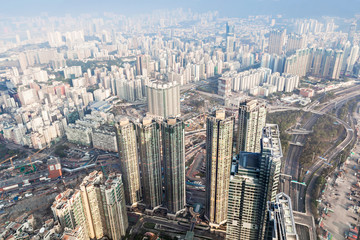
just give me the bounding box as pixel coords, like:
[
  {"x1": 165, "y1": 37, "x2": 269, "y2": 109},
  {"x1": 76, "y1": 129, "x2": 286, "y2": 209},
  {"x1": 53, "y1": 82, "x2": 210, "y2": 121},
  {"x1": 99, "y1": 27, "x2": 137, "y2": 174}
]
[{"x1": 227, "y1": 124, "x2": 282, "y2": 240}]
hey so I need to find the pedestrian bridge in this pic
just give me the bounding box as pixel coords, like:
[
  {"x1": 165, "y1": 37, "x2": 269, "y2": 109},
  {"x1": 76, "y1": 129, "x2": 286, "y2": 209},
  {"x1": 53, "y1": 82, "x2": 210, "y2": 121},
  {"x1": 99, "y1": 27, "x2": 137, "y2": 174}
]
[{"x1": 289, "y1": 142, "x2": 305, "y2": 147}]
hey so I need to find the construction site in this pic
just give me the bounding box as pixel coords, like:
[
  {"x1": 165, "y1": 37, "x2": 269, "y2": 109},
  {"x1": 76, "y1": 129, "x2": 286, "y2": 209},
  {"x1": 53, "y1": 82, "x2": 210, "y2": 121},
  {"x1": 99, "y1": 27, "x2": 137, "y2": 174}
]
[{"x1": 0, "y1": 140, "x2": 120, "y2": 238}]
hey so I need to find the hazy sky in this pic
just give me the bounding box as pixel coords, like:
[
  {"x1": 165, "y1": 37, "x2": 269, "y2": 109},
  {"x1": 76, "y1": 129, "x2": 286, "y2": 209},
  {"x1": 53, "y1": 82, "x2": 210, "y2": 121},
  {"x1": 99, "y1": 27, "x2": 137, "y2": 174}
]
[{"x1": 2, "y1": 0, "x2": 360, "y2": 18}]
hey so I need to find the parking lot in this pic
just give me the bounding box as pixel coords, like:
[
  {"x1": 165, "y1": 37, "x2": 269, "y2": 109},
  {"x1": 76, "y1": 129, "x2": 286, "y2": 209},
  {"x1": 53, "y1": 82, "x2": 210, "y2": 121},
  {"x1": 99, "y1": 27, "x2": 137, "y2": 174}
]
[{"x1": 321, "y1": 147, "x2": 360, "y2": 239}]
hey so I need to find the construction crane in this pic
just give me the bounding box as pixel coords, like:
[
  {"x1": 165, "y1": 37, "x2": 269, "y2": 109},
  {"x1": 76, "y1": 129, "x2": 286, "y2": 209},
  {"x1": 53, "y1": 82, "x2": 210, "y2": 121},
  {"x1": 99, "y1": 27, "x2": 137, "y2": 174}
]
[
  {"x1": 0, "y1": 155, "x2": 18, "y2": 168},
  {"x1": 27, "y1": 147, "x2": 46, "y2": 171}
]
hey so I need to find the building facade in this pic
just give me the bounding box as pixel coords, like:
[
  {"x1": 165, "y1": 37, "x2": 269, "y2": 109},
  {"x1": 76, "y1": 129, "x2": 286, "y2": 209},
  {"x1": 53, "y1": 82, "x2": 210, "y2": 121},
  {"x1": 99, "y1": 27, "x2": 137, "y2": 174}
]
[
  {"x1": 162, "y1": 118, "x2": 186, "y2": 214},
  {"x1": 92, "y1": 125, "x2": 118, "y2": 152},
  {"x1": 80, "y1": 172, "x2": 108, "y2": 239},
  {"x1": 227, "y1": 125, "x2": 282, "y2": 240},
  {"x1": 101, "y1": 173, "x2": 129, "y2": 240},
  {"x1": 146, "y1": 81, "x2": 180, "y2": 119},
  {"x1": 236, "y1": 100, "x2": 266, "y2": 154},
  {"x1": 205, "y1": 110, "x2": 234, "y2": 227},
  {"x1": 116, "y1": 118, "x2": 142, "y2": 206},
  {"x1": 265, "y1": 192, "x2": 299, "y2": 240},
  {"x1": 52, "y1": 171, "x2": 128, "y2": 240},
  {"x1": 51, "y1": 189, "x2": 88, "y2": 240},
  {"x1": 136, "y1": 117, "x2": 162, "y2": 209},
  {"x1": 268, "y1": 29, "x2": 286, "y2": 55}
]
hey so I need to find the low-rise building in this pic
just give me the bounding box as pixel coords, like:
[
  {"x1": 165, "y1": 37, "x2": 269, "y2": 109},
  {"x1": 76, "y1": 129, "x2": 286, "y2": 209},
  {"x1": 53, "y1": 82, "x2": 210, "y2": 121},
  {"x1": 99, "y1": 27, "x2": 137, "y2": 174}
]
[
  {"x1": 65, "y1": 124, "x2": 92, "y2": 146},
  {"x1": 92, "y1": 125, "x2": 118, "y2": 152},
  {"x1": 299, "y1": 88, "x2": 314, "y2": 98}
]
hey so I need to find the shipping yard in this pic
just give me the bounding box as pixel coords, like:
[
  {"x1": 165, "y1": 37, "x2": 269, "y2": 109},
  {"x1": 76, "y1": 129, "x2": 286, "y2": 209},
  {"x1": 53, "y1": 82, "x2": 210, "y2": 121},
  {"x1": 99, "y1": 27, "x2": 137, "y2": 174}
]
[
  {"x1": 319, "y1": 152, "x2": 360, "y2": 239},
  {"x1": 316, "y1": 105, "x2": 360, "y2": 240}
]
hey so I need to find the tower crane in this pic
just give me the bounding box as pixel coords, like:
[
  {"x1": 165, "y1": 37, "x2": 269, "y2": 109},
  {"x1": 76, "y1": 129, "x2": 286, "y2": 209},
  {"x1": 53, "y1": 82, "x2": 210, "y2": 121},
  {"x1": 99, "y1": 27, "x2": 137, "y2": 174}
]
[
  {"x1": 27, "y1": 147, "x2": 46, "y2": 171},
  {"x1": 0, "y1": 155, "x2": 18, "y2": 168}
]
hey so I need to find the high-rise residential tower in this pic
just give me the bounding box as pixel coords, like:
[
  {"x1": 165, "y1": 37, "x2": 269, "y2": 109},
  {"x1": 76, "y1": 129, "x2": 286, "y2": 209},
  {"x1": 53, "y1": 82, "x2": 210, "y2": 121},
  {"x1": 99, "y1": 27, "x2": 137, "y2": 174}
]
[
  {"x1": 80, "y1": 171, "x2": 109, "y2": 239},
  {"x1": 226, "y1": 35, "x2": 235, "y2": 54},
  {"x1": 286, "y1": 34, "x2": 306, "y2": 53},
  {"x1": 268, "y1": 29, "x2": 286, "y2": 55},
  {"x1": 101, "y1": 173, "x2": 129, "y2": 240},
  {"x1": 137, "y1": 117, "x2": 162, "y2": 210},
  {"x1": 346, "y1": 45, "x2": 359, "y2": 74},
  {"x1": 227, "y1": 124, "x2": 282, "y2": 240},
  {"x1": 53, "y1": 171, "x2": 129, "y2": 240},
  {"x1": 348, "y1": 22, "x2": 357, "y2": 43},
  {"x1": 147, "y1": 81, "x2": 180, "y2": 119},
  {"x1": 331, "y1": 50, "x2": 344, "y2": 80},
  {"x1": 116, "y1": 117, "x2": 142, "y2": 206},
  {"x1": 162, "y1": 118, "x2": 186, "y2": 214},
  {"x1": 205, "y1": 110, "x2": 234, "y2": 227},
  {"x1": 51, "y1": 189, "x2": 88, "y2": 240},
  {"x1": 236, "y1": 100, "x2": 266, "y2": 154},
  {"x1": 283, "y1": 48, "x2": 312, "y2": 77}
]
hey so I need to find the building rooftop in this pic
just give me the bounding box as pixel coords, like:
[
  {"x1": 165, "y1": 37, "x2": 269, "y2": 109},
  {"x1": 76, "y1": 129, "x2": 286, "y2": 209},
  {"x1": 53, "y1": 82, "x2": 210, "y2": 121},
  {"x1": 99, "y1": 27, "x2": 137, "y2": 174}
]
[
  {"x1": 274, "y1": 192, "x2": 298, "y2": 240},
  {"x1": 147, "y1": 80, "x2": 178, "y2": 89},
  {"x1": 262, "y1": 124, "x2": 283, "y2": 159}
]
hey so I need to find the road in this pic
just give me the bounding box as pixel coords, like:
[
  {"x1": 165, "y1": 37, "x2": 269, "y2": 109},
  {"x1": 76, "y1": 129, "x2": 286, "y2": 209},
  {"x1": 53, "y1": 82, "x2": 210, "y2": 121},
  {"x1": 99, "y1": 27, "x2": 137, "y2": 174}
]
[
  {"x1": 301, "y1": 113, "x2": 355, "y2": 213},
  {"x1": 141, "y1": 215, "x2": 222, "y2": 239},
  {"x1": 277, "y1": 87, "x2": 360, "y2": 240},
  {"x1": 282, "y1": 111, "x2": 321, "y2": 213},
  {"x1": 280, "y1": 88, "x2": 360, "y2": 209}
]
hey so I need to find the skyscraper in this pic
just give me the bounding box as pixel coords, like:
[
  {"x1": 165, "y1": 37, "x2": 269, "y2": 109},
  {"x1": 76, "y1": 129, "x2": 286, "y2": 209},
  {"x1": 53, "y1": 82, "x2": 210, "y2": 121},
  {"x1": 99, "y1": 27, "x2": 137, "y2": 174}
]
[
  {"x1": 226, "y1": 124, "x2": 282, "y2": 240},
  {"x1": 136, "y1": 54, "x2": 150, "y2": 76},
  {"x1": 286, "y1": 34, "x2": 306, "y2": 53},
  {"x1": 262, "y1": 124, "x2": 283, "y2": 201},
  {"x1": 147, "y1": 81, "x2": 181, "y2": 119},
  {"x1": 346, "y1": 45, "x2": 359, "y2": 74},
  {"x1": 80, "y1": 171, "x2": 109, "y2": 239},
  {"x1": 101, "y1": 173, "x2": 129, "y2": 240},
  {"x1": 205, "y1": 110, "x2": 234, "y2": 227},
  {"x1": 331, "y1": 50, "x2": 344, "y2": 80},
  {"x1": 348, "y1": 22, "x2": 357, "y2": 43},
  {"x1": 321, "y1": 49, "x2": 333, "y2": 78},
  {"x1": 52, "y1": 171, "x2": 129, "y2": 240},
  {"x1": 341, "y1": 41, "x2": 352, "y2": 73},
  {"x1": 311, "y1": 48, "x2": 325, "y2": 76},
  {"x1": 283, "y1": 48, "x2": 312, "y2": 77},
  {"x1": 268, "y1": 29, "x2": 286, "y2": 55},
  {"x1": 137, "y1": 117, "x2": 162, "y2": 210},
  {"x1": 236, "y1": 100, "x2": 266, "y2": 154},
  {"x1": 226, "y1": 35, "x2": 235, "y2": 54},
  {"x1": 226, "y1": 22, "x2": 234, "y2": 36},
  {"x1": 265, "y1": 193, "x2": 298, "y2": 240},
  {"x1": 51, "y1": 189, "x2": 88, "y2": 240},
  {"x1": 162, "y1": 118, "x2": 186, "y2": 214},
  {"x1": 116, "y1": 117, "x2": 142, "y2": 206}
]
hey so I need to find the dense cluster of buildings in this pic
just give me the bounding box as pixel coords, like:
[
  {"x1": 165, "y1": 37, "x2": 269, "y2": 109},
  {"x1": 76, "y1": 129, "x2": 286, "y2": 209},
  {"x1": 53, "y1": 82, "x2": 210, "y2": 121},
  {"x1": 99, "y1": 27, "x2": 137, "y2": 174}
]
[
  {"x1": 44, "y1": 103, "x2": 296, "y2": 240},
  {"x1": 201, "y1": 104, "x2": 290, "y2": 239},
  {"x1": 0, "y1": 10, "x2": 359, "y2": 149},
  {"x1": 114, "y1": 116, "x2": 186, "y2": 215},
  {"x1": 0, "y1": 214, "x2": 63, "y2": 240},
  {"x1": 218, "y1": 68, "x2": 299, "y2": 97},
  {"x1": 0, "y1": 8, "x2": 359, "y2": 240},
  {"x1": 52, "y1": 171, "x2": 128, "y2": 240}
]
